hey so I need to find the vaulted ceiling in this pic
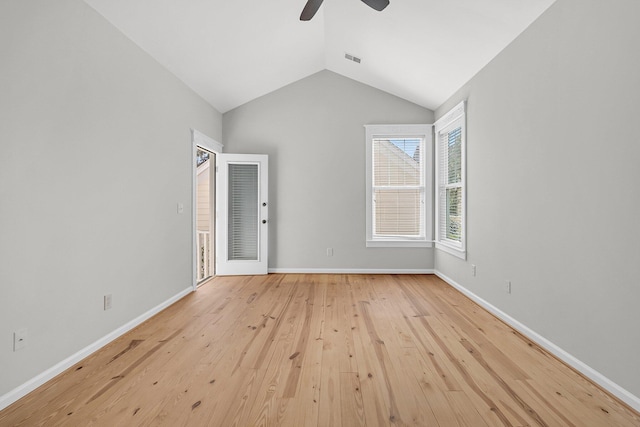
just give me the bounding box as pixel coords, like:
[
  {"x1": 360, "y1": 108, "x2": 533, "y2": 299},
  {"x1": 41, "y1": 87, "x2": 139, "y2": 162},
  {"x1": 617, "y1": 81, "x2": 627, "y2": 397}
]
[{"x1": 84, "y1": 0, "x2": 555, "y2": 113}]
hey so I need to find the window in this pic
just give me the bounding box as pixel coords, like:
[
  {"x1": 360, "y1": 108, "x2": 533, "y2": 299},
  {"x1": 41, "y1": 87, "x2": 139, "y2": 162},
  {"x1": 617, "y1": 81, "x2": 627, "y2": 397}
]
[
  {"x1": 435, "y1": 101, "x2": 466, "y2": 259},
  {"x1": 365, "y1": 124, "x2": 432, "y2": 247}
]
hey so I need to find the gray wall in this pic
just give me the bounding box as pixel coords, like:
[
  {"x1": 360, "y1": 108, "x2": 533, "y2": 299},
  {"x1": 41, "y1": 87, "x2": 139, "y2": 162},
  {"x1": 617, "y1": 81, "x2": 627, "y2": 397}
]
[
  {"x1": 0, "y1": 0, "x2": 221, "y2": 396},
  {"x1": 223, "y1": 70, "x2": 434, "y2": 271},
  {"x1": 435, "y1": 0, "x2": 640, "y2": 397}
]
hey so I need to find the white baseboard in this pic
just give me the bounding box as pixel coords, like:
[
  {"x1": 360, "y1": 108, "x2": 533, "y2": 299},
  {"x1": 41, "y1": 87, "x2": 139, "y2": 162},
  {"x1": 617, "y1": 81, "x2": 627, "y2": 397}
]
[
  {"x1": 434, "y1": 270, "x2": 640, "y2": 413},
  {"x1": 0, "y1": 286, "x2": 193, "y2": 411},
  {"x1": 8, "y1": 273, "x2": 636, "y2": 414},
  {"x1": 268, "y1": 268, "x2": 435, "y2": 274}
]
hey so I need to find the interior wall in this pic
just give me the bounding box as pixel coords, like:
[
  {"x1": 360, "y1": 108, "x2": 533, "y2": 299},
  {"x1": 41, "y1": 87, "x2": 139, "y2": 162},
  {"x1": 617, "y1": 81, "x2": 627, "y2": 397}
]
[
  {"x1": 0, "y1": 0, "x2": 221, "y2": 397},
  {"x1": 223, "y1": 70, "x2": 434, "y2": 271},
  {"x1": 435, "y1": 0, "x2": 640, "y2": 398}
]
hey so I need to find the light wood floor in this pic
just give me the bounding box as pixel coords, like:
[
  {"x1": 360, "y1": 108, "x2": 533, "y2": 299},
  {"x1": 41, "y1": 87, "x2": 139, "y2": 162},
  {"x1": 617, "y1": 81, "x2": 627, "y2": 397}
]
[{"x1": 1, "y1": 274, "x2": 639, "y2": 426}]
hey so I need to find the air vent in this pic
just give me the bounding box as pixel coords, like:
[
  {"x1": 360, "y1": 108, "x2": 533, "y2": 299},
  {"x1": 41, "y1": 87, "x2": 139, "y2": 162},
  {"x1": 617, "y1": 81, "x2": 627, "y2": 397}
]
[{"x1": 345, "y1": 53, "x2": 361, "y2": 64}]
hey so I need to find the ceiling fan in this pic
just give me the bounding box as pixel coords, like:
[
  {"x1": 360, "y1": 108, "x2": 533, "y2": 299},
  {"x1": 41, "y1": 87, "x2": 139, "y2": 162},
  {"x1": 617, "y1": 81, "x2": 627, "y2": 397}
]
[{"x1": 300, "y1": 0, "x2": 390, "y2": 21}]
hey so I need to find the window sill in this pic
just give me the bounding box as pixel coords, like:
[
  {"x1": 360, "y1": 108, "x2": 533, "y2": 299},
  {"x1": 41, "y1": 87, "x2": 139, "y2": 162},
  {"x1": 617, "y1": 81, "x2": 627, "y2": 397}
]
[
  {"x1": 367, "y1": 240, "x2": 433, "y2": 248},
  {"x1": 435, "y1": 242, "x2": 466, "y2": 260}
]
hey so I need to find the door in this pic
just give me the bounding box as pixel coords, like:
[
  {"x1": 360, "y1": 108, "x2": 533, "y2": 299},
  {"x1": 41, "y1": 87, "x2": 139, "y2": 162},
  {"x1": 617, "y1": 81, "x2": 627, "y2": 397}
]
[{"x1": 216, "y1": 154, "x2": 268, "y2": 275}]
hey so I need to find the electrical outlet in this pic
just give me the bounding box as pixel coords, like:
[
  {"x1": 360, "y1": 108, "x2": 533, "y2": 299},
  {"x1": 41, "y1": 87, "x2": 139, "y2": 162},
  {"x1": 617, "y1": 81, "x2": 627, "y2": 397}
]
[
  {"x1": 326, "y1": 248, "x2": 333, "y2": 257},
  {"x1": 504, "y1": 280, "x2": 512, "y2": 294},
  {"x1": 104, "y1": 294, "x2": 112, "y2": 310},
  {"x1": 13, "y1": 328, "x2": 28, "y2": 351},
  {"x1": 471, "y1": 264, "x2": 476, "y2": 277}
]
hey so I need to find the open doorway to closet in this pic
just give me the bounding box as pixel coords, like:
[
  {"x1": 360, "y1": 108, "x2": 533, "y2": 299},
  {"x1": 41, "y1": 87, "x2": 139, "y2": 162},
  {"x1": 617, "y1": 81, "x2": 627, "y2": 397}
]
[{"x1": 195, "y1": 147, "x2": 215, "y2": 285}]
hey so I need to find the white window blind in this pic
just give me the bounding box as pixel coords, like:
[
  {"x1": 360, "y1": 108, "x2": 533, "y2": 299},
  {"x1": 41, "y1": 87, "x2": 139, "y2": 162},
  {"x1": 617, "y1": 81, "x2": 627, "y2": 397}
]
[
  {"x1": 228, "y1": 163, "x2": 259, "y2": 261},
  {"x1": 372, "y1": 138, "x2": 424, "y2": 238},
  {"x1": 438, "y1": 126, "x2": 462, "y2": 241},
  {"x1": 365, "y1": 124, "x2": 432, "y2": 248},
  {"x1": 435, "y1": 101, "x2": 466, "y2": 259}
]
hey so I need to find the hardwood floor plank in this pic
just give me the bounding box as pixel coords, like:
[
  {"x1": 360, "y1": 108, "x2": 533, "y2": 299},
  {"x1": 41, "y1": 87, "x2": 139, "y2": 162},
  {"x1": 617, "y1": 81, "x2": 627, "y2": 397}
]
[
  {"x1": 401, "y1": 347, "x2": 463, "y2": 427},
  {"x1": 418, "y1": 315, "x2": 521, "y2": 426},
  {"x1": 445, "y1": 390, "x2": 491, "y2": 427},
  {"x1": 349, "y1": 279, "x2": 395, "y2": 426},
  {"x1": 318, "y1": 276, "x2": 346, "y2": 427},
  {"x1": 1, "y1": 274, "x2": 639, "y2": 427},
  {"x1": 278, "y1": 275, "x2": 325, "y2": 426},
  {"x1": 339, "y1": 372, "x2": 367, "y2": 427}
]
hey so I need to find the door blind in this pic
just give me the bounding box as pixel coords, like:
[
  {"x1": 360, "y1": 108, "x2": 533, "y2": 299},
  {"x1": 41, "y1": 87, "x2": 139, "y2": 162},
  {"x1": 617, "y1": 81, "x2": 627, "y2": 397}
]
[{"x1": 228, "y1": 163, "x2": 259, "y2": 261}]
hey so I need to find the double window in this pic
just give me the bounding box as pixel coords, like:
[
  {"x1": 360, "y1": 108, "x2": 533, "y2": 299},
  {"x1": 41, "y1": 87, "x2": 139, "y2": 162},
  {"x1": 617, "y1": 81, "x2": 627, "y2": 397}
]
[{"x1": 365, "y1": 125, "x2": 433, "y2": 247}]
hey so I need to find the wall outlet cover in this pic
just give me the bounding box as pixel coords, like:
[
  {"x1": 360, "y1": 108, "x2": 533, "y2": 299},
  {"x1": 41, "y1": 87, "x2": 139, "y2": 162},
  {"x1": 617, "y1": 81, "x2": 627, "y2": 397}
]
[
  {"x1": 14, "y1": 328, "x2": 28, "y2": 351},
  {"x1": 504, "y1": 280, "x2": 512, "y2": 294}
]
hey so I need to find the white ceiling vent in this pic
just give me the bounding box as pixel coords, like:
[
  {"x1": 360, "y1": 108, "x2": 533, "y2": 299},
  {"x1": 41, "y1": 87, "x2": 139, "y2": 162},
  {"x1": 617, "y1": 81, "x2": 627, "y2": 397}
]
[{"x1": 345, "y1": 53, "x2": 361, "y2": 64}]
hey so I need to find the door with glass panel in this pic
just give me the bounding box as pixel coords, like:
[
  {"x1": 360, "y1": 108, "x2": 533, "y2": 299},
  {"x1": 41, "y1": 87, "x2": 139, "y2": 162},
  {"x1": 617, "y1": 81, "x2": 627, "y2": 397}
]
[{"x1": 216, "y1": 154, "x2": 268, "y2": 275}]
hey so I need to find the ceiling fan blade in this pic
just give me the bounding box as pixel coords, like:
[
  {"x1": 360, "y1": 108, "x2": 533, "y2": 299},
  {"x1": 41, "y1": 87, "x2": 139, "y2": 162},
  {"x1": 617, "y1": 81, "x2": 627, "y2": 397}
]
[
  {"x1": 300, "y1": 0, "x2": 324, "y2": 21},
  {"x1": 361, "y1": 0, "x2": 389, "y2": 12}
]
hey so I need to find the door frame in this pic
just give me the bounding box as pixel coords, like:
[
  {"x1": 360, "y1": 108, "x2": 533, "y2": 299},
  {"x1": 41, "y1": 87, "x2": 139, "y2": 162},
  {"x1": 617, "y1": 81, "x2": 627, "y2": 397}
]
[{"x1": 191, "y1": 129, "x2": 223, "y2": 291}]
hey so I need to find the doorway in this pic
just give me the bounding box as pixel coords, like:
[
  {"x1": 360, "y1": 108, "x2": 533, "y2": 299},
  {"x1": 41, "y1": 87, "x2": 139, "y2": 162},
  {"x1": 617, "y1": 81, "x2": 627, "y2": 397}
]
[
  {"x1": 190, "y1": 129, "x2": 268, "y2": 283},
  {"x1": 195, "y1": 147, "x2": 215, "y2": 286}
]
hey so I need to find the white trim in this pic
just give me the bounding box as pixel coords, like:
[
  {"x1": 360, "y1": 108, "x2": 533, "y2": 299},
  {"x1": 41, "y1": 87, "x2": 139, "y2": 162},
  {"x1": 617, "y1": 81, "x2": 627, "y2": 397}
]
[
  {"x1": 434, "y1": 102, "x2": 466, "y2": 130},
  {"x1": 367, "y1": 240, "x2": 433, "y2": 248},
  {"x1": 435, "y1": 242, "x2": 466, "y2": 260},
  {"x1": 0, "y1": 287, "x2": 193, "y2": 411},
  {"x1": 268, "y1": 268, "x2": 435, "y2": 274},
  {"x1": 434, "y1": 270, "x2": 640, "y2": 413},
  {"x1": 191, "y1": 128, "x2": 223, "y2": 153}
]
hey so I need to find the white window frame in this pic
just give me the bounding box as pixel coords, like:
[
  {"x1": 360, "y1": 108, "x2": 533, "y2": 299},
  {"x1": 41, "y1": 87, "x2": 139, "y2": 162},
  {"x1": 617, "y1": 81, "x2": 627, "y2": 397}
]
[
  {"x1": 365, "y1": 124, "x2": 433, "y2": 248},
  {"x1": 434, "y1": 101, "x2": 466, "y2": 259}
]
